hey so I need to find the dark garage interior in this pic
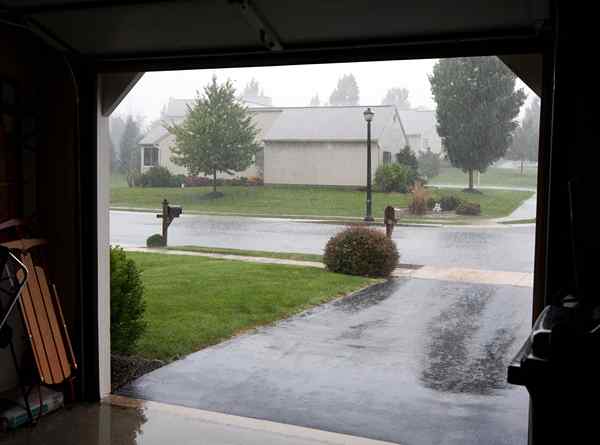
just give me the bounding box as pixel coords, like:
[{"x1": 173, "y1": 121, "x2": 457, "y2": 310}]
[{"x1": 0, "y1": 1, "x2": 593, "y2": 443}]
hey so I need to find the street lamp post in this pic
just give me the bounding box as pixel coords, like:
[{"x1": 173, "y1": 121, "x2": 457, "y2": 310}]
[{"x1": 364, "y1": 107, "x2": 375, "y2": 222}]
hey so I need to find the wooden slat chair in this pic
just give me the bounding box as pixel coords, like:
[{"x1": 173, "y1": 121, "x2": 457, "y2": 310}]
[{"x1": 0, "y1": 236, "x2": 77, "y2": 387}]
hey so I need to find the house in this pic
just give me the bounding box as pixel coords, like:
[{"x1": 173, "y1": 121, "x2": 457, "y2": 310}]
[
  {"x1": 140, "y1": 100, "x2": 409, "y2": 186},
  {"x1": 397, "y1": 108, "x2": 442, "y2": 154}
]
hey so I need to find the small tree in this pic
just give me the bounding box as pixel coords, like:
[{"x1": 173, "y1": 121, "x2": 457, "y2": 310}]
[
  {"x1": 429, "y1": 57, "x2": 526, "y2": 190},
  {"x1": 167, "y1": 77, "x2": 262, "y2": 193},
  {"x1": 396, "y1": 145, "x2": 418, "y2": 171},
  {"x1": 381, "y1": 87, "x2": 411, "y2": 110},
  {"x1": 309, "y1": 93, "x2": 321, "y2": 106},
  {"x1": 418, "y1": 147, "x2": 441, "y2": 179},
  {"x1": 119, "y1": 116, "x2": 143, "y2": 187},
  {"x1": 329, "y1": 74, "x2": 359, "y2": 106},
  {"x1": 506, "y1": 97, "x2": 540, "y2": 175}
]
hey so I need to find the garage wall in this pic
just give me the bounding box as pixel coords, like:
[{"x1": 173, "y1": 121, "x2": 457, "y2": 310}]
[
  {"x1": 0, "y1": 25, "x2": 80, "y2": 393},
  {"x1": 264, "y1": 140, "x2": 379, "y2": 186}
]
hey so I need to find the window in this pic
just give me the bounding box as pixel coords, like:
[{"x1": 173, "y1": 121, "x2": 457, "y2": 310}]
[
  {"x1": 383, "y1": 151, "x2": 392, "y2": 164},
  {"x1": 143, "y1": 146, "x2": 159, "y2": 166}
]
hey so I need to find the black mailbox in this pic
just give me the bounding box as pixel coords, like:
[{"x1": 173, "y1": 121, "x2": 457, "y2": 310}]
[{"x1": 168, "y1": 205, "x2": 183, "y2": 218}]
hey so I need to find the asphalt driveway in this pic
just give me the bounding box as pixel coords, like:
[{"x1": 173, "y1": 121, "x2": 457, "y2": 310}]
[{"x1": 120, "y1": 278, "x2": 531, "y2": 445}]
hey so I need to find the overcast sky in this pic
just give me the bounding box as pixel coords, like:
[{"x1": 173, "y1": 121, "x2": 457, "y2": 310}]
[{"x1": 114, "y1": 58, "x2": 534, "y2": 127}]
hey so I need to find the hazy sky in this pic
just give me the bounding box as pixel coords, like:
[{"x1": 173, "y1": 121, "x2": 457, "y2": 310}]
[{"x1": 114, "y1": 58, "x2": 534, "y2": 126}]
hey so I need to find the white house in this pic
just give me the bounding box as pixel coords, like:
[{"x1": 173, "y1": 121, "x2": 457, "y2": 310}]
[
  {"x1": 139, "y1": 99, "x2": 412, "y2": 186},
  {"x1": 397, "y1": 108, "x2": 442, "y2": 154}
]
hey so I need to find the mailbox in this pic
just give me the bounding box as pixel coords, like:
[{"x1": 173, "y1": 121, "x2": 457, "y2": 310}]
[{"x1": 168, "y1": 205, "x2": 183, "y2": 218}]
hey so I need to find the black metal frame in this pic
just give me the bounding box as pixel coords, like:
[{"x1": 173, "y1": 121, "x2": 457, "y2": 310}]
[{"x1": 0, "y1": 246, "x2": 34, "y2": 425}]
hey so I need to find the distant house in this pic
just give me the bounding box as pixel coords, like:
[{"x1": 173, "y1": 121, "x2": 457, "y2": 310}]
[
  {"x1": 397, "y1": 108, "x2": 442, "y2": 154},
  {"x1": 139, "y1": 99, "x2": 411, "y2": 186}
]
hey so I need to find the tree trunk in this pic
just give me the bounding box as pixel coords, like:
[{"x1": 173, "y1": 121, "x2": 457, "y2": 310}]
[
  {"x1": 520, "y1": 159, "x2": 524, "y2": 176},
  {"x1": 213, "y1": 170, "x2": 217, "y2": 193},
  {"x1": 468, "y1": 169, "x2": 474, "y2": 190}
]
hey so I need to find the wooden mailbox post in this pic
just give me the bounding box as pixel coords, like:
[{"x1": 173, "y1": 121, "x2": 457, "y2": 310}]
[{"x1": 156, "y1": 199, "x2": 182, "y2": 246}]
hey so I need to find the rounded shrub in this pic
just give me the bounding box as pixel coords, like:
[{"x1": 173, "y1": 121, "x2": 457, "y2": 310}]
[
  {"x1": 146, "y1": 233, "x2": 164, "y2": 247},
  {"x1": 110, "y1": 246, "x2": 147, "y2": 355},
  {"x1": 323, "y1": 226, "x2": 399, "y2": 278},
  {"x1": 140, "y1": 166, "x2": 173, "y2": 187},
  {"x1": 374, "y1": 163, "x2": 415, "y2": 193},
  {"x1": 440, "y1": 195, "x2": 462, "y2": 211},
  {"x1": 456, "y1": 201, "x2": 481, "y2": 215}
]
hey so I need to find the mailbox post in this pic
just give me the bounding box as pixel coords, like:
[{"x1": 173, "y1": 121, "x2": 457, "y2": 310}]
[
  {"x1": 156, "y1": 199, "x2": 182, "y2": 246},
  {"x1": 384, "y1": 205, "x2": 397, "y2": 238}
]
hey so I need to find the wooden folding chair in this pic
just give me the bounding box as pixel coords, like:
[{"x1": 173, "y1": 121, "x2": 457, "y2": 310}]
[{"x1": 0, "y1": 220, "x2": 77, "y2": 392}]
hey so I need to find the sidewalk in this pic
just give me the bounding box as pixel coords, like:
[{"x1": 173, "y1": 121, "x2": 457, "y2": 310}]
[{"x1": 125, "y1": 247, "x2": 533, "y2": 288}]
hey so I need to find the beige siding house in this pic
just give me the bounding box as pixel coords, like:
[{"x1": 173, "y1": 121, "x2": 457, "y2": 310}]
[{"x1": 139, "y1": 99, "x2": 409, "y2": 186}]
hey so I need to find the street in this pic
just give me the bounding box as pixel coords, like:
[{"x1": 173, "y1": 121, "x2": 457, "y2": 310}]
[{"x1": 110, "y1": 211, "x2": 535, "y2": 273}]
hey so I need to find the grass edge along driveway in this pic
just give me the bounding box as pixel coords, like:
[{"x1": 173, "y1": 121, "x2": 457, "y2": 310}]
[
  {"x1": 111, "y1": 185, "x2": 533, "y2": 219},
  {"x1": 129, "y1": 251, "x2": 376, "y2": 362}
]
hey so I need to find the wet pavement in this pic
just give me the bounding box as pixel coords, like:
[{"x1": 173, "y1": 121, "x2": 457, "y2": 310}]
[
  {"x1": 119, "y1": 278, "x2": 532, "y2": 445},
  {"x1": 110, "y1": 211, "x2": 535, "y2": 272}
]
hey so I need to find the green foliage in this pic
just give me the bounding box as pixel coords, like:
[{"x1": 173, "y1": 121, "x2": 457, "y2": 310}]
[
  {"x1": 374, "y1": 163, "x2": 414, "y2": 193},
  {"x1": 506, "y1": 97, "x2": 540, "y2": 172},
  {"x1": 329, "y1": 74, "x2": 359, "y2": 106},
  {"x1": 429, "y1": 57, "x2": 526, "y2": 189},
  {"x1": 395, "y1": 145, "x2": 419, "y2": 171},
  {"x1": 139, "y1": 166, "x2": 175, "y2": 187},
  {"x1": 418, "y1": 147, "x2": 442, "y2": 179},
  {"x1": 324, "y1": 226, "x2": 399, "y2": 278},
  {"x1": 119, "y1": 116, "x2": 143, "y2": 187},
  {"x1": 110, "y1": 247, "x2": 147, "y2": 354},
  {"x1": 146, "y1": 233, "x2": 165, "y2": 247},
  {"x1": 408, "y1": 182, "x2": 430, "y2": 215},
  {"x1": 381, "y1": 87, "x2": 410, "y2": 110},
  {"x1": 440, "y1": 195, "x2": 462, "y2": 211},
  {"x1": 167, "y1": 76, "x2": 262, "y2": 192},
  {"x1": 456, "y1": 201, "x2": 481, "y2": 215}
]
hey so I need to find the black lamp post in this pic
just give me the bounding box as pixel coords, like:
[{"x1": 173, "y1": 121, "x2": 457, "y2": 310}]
[{"x1": 363, "y1": 107, "x2": 375, "y2": 222}]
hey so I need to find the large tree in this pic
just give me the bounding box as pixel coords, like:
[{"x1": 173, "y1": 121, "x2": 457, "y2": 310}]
[
  {"x1": 167, "y1": 76, "x2": 261, "y2": 193},
  {"x1": 381, "y1": 87, "x2": 411, "y2": 110},
  {"x1": 506, "y1": 96, "x2": 540, "y2": 175},
  {"x1": 119, "y1": 116, "x2": 143, "y2": 187},
  {"x1": 329, "y1": 74, "x2": 359, "y2": 106},
  {"x1": 429, "y1": 57, "x2": 526, "y2": 190}
]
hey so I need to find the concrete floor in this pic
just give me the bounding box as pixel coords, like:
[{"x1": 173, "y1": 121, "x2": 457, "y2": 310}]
[
  {"x1": 119, "y1": 279, "x2": 532, "y2": 445},
  {"x1": 3, "y1": 396, "x2": 395, "y2": 445},
  {"x1": 110, "y1": 211, "x2": 535, "y2": 272}
]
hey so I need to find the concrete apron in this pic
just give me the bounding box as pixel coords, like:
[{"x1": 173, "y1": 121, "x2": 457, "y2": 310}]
[
  {"x1": 106, "y1": 395, "x2": 401, "y2": 445},
  {"x1": 124, "y1": 247, "x2": 534, "y2": 288}
]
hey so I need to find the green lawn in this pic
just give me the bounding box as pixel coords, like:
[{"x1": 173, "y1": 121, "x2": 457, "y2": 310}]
[
  {"x1": 111, "y1": 185, "x2": 532, "y2": 219},
  {"x1": 111, "y1": 172, "x2": 128, "y2": 188},
  {"x1": 129, "y1": 252, "x2": 374, "y2": 361},
  {"x1": 168, "y1": 245, "x2": 323, "y2": 262},
  {"x1": 429, "y1": 166, "x2": 537, "y2": 189}
]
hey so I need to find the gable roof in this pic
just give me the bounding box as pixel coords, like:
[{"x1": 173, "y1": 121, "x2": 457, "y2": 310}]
[
  {"x1": 139, "y1": 103, "x2": 403, "y2": 146},
  {"x1": 396, "y1": 109, "x2": 442, "y2": 151},
  {"x1": 262, "y1": 105, "x2": 397, "y2": 142}
]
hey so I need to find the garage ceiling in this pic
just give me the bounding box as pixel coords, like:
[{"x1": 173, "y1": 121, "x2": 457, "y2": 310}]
[{"x1": 2, "y1": 0, "x2": 550, "y2": 58}]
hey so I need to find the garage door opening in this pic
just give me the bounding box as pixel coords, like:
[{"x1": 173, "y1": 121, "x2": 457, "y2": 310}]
[{"x1": 104, "y1": 56, "x2": 541, "y2": 445}]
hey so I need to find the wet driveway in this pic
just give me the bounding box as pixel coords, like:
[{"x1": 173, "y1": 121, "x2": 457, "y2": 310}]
[
  {"x1": 110, "y1": 211, "x2": 535, "y2": 272},
  {"x1": 119, "y1": 278, "x2": 532, "y2": 445}
]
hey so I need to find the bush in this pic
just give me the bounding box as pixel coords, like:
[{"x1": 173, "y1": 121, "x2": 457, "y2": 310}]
[
  {"x1": 171, "y1": 174, "x2": 186, "y2": 187},
  {"x1": 418, "y1": 147, "x2": 441, "y2": 179},
  {"x1": 456, "y1": 201, "x2": 481, "y2": 215},
  {"x1": 426, "y1": 197, "x2": 437, "y2": 210},
  {"x1": 146, "y1": 233, "x2": 164, "y2": 247},
  {"x1": 140, "y1": 166, "x2": 173, "y2": 187},
  {"x1": 374, "y1": 164, "x2": 414, "y2": 193},
  {"x1": 439, "y1": 195, "x2": 462, "y2": 211},
  {"x1": 110, "y1": 246, "x2": 147, "y2": 355},
  {"x1": 323, "y1": 226, "x2": 399, "y2": 278},
  {"x1": 395, "y1": 145, "x2": 419, "y2": 171},
  {"x1": 409, "y1": 182, "x2": 430, "y2": 215}
]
